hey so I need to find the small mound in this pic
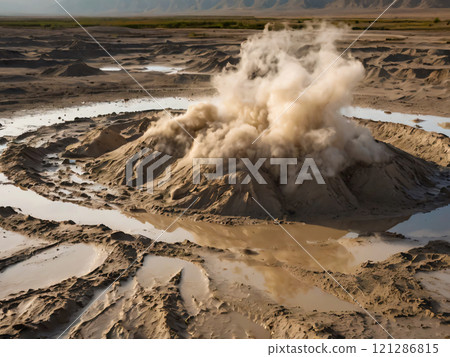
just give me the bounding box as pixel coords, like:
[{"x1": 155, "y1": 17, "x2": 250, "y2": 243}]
[
  {"x1": 426, "y1": 69, "x2": 449, "y2": 84},
  {"x1": 439, "y1": 122, "x2": 450, "y2": 130},
  {"x1": 42, "y1": 62, "x2": 104, "y2": 77},
  {"x1": 353, "y1": 119, "x2": 450, "y2": 167},
  {"x1": 65, "y1": 127, "x2": 127, "y2": 158},
  {"x1": 82, "y1": 27, "x2": 450, "y2": 221},
  {"x1": 196, "y1": 56, "x2": 239, "y2": 73},
  {"x1": 67, "y1": 40, "x2": 100, "y2": 52},
  {"x1": 393, "y1": 68, "x2": 448, "y2": 85},
  {"x1": 0, "y1": 49, "x2": 24, "y2": 59},
  {"x1": 382, "y1": 53, "x2": 415, "y2": 62},
  {"x1": 365, "y1": 67, "x2": 390, "y2": 81},
  {"x1": 83, "y1": 115, "x2": 449, "y2": 222}
]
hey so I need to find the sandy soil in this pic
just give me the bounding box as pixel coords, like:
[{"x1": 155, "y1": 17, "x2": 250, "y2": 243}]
[
  {"x1": 0, "y1": 26, "x2": 449, "y2": 339},
  {"x1": 0, "y1": 207, "x2": 449, "y2": 338},
  {"x1": 0, "y1": 27, "x2": 448, "y2": 116},
  {"x1": 0, "y1": 107, "x2": 449, "y2": 338},
  {"x1": 1, "y1": 109, "x2": 448, "y2": 224}
]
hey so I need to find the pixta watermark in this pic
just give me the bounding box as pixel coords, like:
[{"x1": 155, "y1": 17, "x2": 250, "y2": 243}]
[{"x1": 125, "y1": 150, "x2": 325, "y2": 193}]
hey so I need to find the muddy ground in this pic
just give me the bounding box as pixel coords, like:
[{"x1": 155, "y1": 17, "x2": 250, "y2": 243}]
[
  {"x1": 0, "y1": 26, "x2": 449, "y2": 116},
  {"x1": 0, "y1": 107, "x2": 449, "y2": 338},
  {"x1": 0, "y1": 26, "x2": 449, "y2": 339}
]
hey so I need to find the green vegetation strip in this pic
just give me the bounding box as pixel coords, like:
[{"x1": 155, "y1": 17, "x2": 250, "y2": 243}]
[{"x1": 0, "y1": 17, "x2": 448, "y2": 31}]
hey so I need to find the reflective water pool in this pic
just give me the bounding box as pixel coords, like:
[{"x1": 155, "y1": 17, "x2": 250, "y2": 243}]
[
  {"x1": 342, "y1": 106, "x2": 450, "y2": 135},
  {"x1": 0, "y1": 243, "x2": 107, "y2": 300}
]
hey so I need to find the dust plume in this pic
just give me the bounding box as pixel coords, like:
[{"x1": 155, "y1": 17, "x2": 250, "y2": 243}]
[{"x1": 145, "y1": 23, "x2": 388, "y2": 176}]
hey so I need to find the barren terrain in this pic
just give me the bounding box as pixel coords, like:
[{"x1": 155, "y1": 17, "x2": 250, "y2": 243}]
[
  {"x1": 0, "y1": 24, "x2": 449, "y2": 339},
  {"x1": 0, "y1": 26, "x2": 448, "y2": 116}
]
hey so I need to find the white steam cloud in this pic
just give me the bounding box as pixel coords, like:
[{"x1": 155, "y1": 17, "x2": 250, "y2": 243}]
[{"x1": 145, "y1": 23, "x2": 388, "y2": 176}]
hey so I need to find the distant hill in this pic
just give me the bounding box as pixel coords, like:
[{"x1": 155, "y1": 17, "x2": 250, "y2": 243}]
[
  {"x1": 2, "y1": 0, "x2": 449, "y2": 16},
  {"x1": 56, "y1": 0, "x2": 449, "y2": 14}
]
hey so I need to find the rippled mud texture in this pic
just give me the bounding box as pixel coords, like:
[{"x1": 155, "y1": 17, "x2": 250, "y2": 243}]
[
  {"x1": 0, "y1": 25, "x2": 449, "y2": 339},
  {"x1": 1, "y1": 109, "x2": 448, "y2": 225},
  {"x1": 0, "y1": 207, "x2": 449, "y2": 338},
  {"x1": 3, "y1": 29, "x2": 447, "y2": 225},
  {"x1": 0, "y1": 110, "x2": 449, "y2": 338},
  {"x1": 0, "y1": 26, "x2": 449, "y2": 116}
]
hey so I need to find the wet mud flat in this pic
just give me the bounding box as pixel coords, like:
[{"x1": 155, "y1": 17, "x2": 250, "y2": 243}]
[
  {"x1": 0, "y1": 205, "x2": 449, "y2": 339},
  {"x1": 0, "y1": 23, "x2": 449, "y2": 339},
  {"x1": 0, "y1": 107, "x2": 449, "y2": 339}
]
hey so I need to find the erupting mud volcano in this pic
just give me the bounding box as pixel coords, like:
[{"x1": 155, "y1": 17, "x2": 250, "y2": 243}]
[
  {"x1": 81, "y1": 26, "x2": 450, "y2": 222},
  {"x1": 0, "y1": 21, "x2": 449, "y2": 340}
]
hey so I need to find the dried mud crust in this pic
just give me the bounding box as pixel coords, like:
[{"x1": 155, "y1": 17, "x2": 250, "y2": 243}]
[
  {"x1": 0, "y1": 208, "x2": 449, "y2": 339},
  {"x1": 0, "y1": 115, "x2": 449, "y2": 338},
  {"x1": 285, "y1": 241, "x2": 450, "y2": 316},
  {"x1": 1, "y1": 26, "x2": 449, "y2": 340},
  {"x1": 354, "y1": 118, "x2": 450, "y2": 167},
  {"x1": 0, "y1": 28, "x2": 448, "y2": 117}
]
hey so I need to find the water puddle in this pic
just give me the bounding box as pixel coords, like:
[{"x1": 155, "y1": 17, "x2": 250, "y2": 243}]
[
  {"x1": 342, "y1": 106, "x2": 450, "y2": 135},
  {"x1": 62, "y1": 255, "x2": 268, "y2": 338},
  {"x1": 0, "y1": 243, "x2": 107, "y2": 300},
  {"x1": 1, "y1": 176, "x2": 443, "y2": 275},
  {"x1": 136, "y1": 255, "x2": 209, "y2": 315},
  {"x1": 0, "y1": 184, "x2": 192, "y2": 243},
  {"x1": 133, "y1": 215, "x2": 351, "y2": 271},
  {"x1": 337, "y1": 234, "x2": 423, "y2": 267},
  {"x1": 100, "y1": 67, "x2": 122, "y2": 72},
  {"x1": 100, "y1": 65, "x2": 182, "y2": 74},
  {"x1": 68, "y1": 173, "x2": 106, "y2": 192},
  {"x1": 130, "y1": 211, "x2": 429, "y2": 273},
  {"x1": 1, "y1": 98, "x2": 448, "y2": 316},
  {"x1": 389, "y1": 204, "x2": 450, "y2": 239},
  {"x1": 0, "y1": 172, "x2": 11, "y2": 184},
  {"x1": 0, "y1": 229, "x2": 48, "y2": 260},
  {"x1": 203, "y1": 254, "x2": 357, "y2": 312},
  {"x1": 0, "y1": 97, "x2": 194, "y2": 138},
  {"x1": 142, "y1": 65, "x2": 182, "y2": 74},
  {"x1": 2, "y1": 99, "x2": 446, "y2": 142},
  {"x1": 336, "y1": 205, "x2": 450, "y2": 266}
]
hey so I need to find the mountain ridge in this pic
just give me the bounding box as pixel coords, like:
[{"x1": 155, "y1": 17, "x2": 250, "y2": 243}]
[
  {"x1": 61, "y1": 0, "x2": 450, "y2": 14},
  {"x1": 1, "y1": 0, "x2": 449, "y2": 16}
]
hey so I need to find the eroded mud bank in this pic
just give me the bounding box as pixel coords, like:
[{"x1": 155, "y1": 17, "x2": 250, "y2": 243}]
[{"x1": 0, "y1": 108, "x2": 449, "y2": 338}]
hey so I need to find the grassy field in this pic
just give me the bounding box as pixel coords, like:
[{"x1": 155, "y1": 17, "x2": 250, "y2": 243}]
[
  {"x1": 0, "y1": 17, "x2": 270, "y2": 30},
  {"x1": 0, "y1": 17, "x2": 449, "y2": 31}
]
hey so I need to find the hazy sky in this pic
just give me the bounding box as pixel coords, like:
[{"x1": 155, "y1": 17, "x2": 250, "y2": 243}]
[
  {"x1": 1, "y1": 0, "x2": 206, "y2": 16},
  {"x1": 1, "y1": 0, "x2": 57, "y2": 15},
  {"x1": 1, "y1": 0, "x2": 446, "y2": 16},
  {"x1": 1, "y1": 0, "x2": 173, "y2": 15},
  {"x1": 0, "y1": 0, "x2": 175, "y2": 15}
]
